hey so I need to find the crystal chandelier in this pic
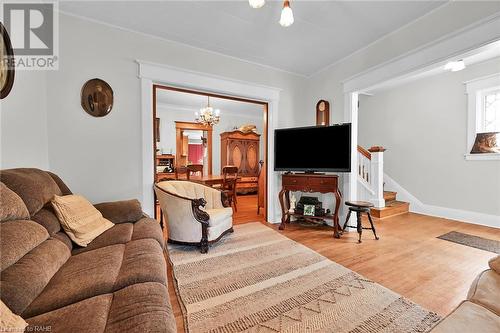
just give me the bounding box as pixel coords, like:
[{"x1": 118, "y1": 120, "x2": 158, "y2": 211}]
[{"x1": 195, "y1": 96, "x2": 220, "y2": 126}]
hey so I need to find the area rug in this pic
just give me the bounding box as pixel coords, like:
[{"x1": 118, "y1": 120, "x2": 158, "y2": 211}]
[
  {"x1": 167, "y1": 222, "x2": 441, "y2": 333},
  {"x1": 437, "y1": 231, "x2": 500, "y2": 254}
]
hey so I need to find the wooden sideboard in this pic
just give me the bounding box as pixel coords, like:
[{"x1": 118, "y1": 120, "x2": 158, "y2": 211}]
[
  {"x1": 279, "y1": 173, "x2": 342, "y2": 238},
  {"x1": 221, "y1": 130, "x2": 260, "y2": 194}
]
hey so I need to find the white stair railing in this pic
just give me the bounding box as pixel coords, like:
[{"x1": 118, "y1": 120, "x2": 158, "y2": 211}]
[{"x1": 357, "y1": 145, "x2": 386, "y2": 208}]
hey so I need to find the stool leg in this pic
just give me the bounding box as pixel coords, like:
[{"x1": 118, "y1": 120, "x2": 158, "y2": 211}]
[
  {"x1": 356, "y1": 211, "x2": 363, "y2": 243},
  {"x1": 367, "y1": 212, "x2": 379, "y2": 240},
  {"x1": 342, "y1": 210, "x2": 352, "y2": 232}
]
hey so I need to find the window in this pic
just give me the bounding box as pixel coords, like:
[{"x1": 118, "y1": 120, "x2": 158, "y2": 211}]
[
  {"x1": 465, "y1": 74, "x2": 500, "y2": 160},
  {"x1": 482, "y1": 88, "x2": 500, "y2": 132}
]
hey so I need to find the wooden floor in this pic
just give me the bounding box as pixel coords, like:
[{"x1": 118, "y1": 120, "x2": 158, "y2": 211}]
[{"x1": 164, "y1": 195, "x2": 499, "y2": 332}]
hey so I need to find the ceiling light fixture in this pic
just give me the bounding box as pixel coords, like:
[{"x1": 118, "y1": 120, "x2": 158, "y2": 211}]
[
  {"x1": 444, "y1": 60, "x2": 466, "y2": 72},
  {"x1": 279, "y1": 0, "x2": 294, "y2": 27},
  {"x1": 248, "y1": 0, "x2": 265, "y2": 9},
  {"x1": 195, "y1": 96, "x2": 220, "y2": 126}
]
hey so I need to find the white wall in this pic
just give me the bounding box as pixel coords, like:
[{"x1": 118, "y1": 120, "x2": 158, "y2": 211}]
[
  {"x1": 157, "y1": 104, "x2": 264, "y2": 175},
  {"x1": 358, "y1": 57, "x2": 500, "y2": 216},
  {"x1": 305, "y1": 2, "x2": 500, "y2": 125},
  {"x1": 0, "y1": 70, "x2": 49, "y2": 169},
  {"x1": 40, "y1": 13, "x2": 304, "y2": 204}
]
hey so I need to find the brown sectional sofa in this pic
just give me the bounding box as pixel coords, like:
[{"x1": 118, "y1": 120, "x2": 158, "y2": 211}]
[
  {"x1": 430, "y1": 255, "x2": 500, "y2": 332},
  {"x1": 0, "y1": 168, "x2": 176, "y2": 333}
]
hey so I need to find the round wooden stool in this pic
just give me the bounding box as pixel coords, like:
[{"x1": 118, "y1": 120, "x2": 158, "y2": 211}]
[{"x1": 342, "y1": 201, "x2": 379, "y2": 243}]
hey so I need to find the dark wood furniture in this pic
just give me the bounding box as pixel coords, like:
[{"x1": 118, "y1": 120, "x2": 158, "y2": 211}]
[
  {"x1": 187, "y1": 164, "x2": 203, "y2": 177},
  {"x1": 222, "y1": 166, "x2": 239, "y2": 212},
  {"x1": 278, "y1": 173, "x2": 342, "y2": 238},
  {"x1": 220, "y1": 130, "x2": 260, "y2": 194},
  {"x1": 342, "y1": 201, "x2": 379, "y2": 243},
  {"x1": 175, "y1": 166, "x2": 190, "y2": 180},
  {"x1": 257, "y1": 160, "x2": 265, "y2": 214},
  {"x1": 316, "y1": 100, "x2": 330, "y2": 126},
  {"x1": 189, "y1": 174, "x2": 240, "y2": 187}
]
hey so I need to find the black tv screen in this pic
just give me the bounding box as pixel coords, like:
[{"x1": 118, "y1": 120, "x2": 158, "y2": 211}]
[{"x1": 274, "y1": 124, "x2": 351, "y2": 172}]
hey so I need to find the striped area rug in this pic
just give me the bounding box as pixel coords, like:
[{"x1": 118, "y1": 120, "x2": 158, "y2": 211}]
[{"x1": 167, "y1": 222, "x2": 440, "y2": 333}]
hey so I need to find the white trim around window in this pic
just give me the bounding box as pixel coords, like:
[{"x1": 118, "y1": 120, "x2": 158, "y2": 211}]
[{"x1": 464, "y1": 73, "x2": 500, "y2": 161}]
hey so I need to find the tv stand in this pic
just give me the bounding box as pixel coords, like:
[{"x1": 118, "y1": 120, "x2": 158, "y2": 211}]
[{"x1": 278, "y1": 173, "x2": 342, "y2": 238}]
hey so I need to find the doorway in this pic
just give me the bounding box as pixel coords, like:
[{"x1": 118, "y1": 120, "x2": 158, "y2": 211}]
[{"x1": 152, "y1": 84, "x2": 269, "y2": 223}]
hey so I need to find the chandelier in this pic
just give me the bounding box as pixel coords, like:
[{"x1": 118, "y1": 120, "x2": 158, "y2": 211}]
[
  {"x1": 249, "y1": 0, "x2": 294, "y2": 27},
  {"x1": 195, "y1": 96, "x2": 220, "y2": 126}
]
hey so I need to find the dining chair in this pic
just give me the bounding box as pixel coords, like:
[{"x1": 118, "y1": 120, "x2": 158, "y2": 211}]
[
  {"x1": 175, "y1": 166, "x2": 190, "y2": 180},
  {"x1": 187, "y1": 164, "x2": 203, "y2": 177},
  {"x1": 222, "y1": 165, "x2": 239, "y2": 212}
]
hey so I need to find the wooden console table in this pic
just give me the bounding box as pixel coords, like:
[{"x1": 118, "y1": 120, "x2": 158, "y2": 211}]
[{"x1": 278, "y1": 173, "x2": 343, "y2": 238}]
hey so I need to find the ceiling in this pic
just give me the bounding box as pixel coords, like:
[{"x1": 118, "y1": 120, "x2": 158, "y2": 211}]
[
  {"x1": 59, "y1": 1, "x2": 446, "y2": 76},
  {"x1": 156, "y1": 88, "x2": 264, "y2": 117}
]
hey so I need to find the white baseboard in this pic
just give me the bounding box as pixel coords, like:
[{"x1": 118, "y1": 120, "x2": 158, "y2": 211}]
[{"x1": 383, "y1": 173, "x2": 500, "y2": 229}]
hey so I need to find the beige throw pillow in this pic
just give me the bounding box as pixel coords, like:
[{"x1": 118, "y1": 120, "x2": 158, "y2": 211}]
[
  {"x1": 51, "y1": 195, "x2": 114, "y2": 247},
  {"x1": 0, "y1": 300, "x2": 28, "y2": 331},
  {"x1": 489, "y1": 255, "x2": 500, "y2": 273}
]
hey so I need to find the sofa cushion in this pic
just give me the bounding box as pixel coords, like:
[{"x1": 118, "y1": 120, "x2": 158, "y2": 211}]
[
  {"x1": 0, "y1": 220, "x2": 48, "y2": 271},
  {"x1": 46, "y1": 171, "x2": 72, "y2": 195},
  {"x1": 131, "y1": 218, "x2": 164, "y2": 248},
  {"x1": 431, "y1": 301, "x2": 500, "y2": 332},
  {"x1": 0, "y1": 183, "x2": 29, "y2": 222},
  {"x1": 94, "y1": 199, "x2": 143, "y2": 224},
  {"x1": 51, "y1": 194, "x2": 114, "y2": 247},
  {"x1": 23, "y1": 239, "x2": 167, "y2": 318},
  {"x1": 1, "y1": 238, "x2": 70, "y2": 315},
  {"x1": 26, "y1": 294, "x2": 113, "y2": 333},
  {"x1": 1, "y1": 168, "x2": 62, "y2": 216},
  {"x1": 104, "y1": 282, "x2": 175, "y2": 333},
  {"x1": 467, "y1": 269, "x2": 500, "y2": 316},
  {"x1": 23, "y1": 244, "x2": 125, "y2": 318},
  {"x1": 489, "y1": 255, "x2": 500, "y2": 273},
  {"x1": 72, "y1": 218, "x2": 163, "y2": 255},
  {"x1": 31, "y1": 207, "x2": 62, "y2": 236},
  {"x1": 72, "y1": 223, "x2": 134, "y2": 255},
  {"x1": 25, "y1": 283, "x2": 175, "y2": 333}
]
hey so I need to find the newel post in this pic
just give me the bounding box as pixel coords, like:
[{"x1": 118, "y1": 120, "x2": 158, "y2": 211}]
[{"x1": 368, "y1": 146, "x2": 386, "y2": 208}]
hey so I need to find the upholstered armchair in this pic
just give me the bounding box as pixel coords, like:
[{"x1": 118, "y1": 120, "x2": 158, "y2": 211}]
[{"x1": 155, "y1": 180, "x2": 233, "y2": 253}]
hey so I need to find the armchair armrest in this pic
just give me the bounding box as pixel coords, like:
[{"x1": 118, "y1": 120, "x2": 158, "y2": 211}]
[{"x1": 94, "y1": 199, "x2": 143, "y2": 224}]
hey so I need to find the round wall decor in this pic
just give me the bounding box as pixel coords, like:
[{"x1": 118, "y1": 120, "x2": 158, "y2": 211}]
[
  {"x1": 80, "y1": 78, "x2": 114, "y2": 117},
  {"x1": 0, "y1": 22, "x2": 15, "y2": 99}
]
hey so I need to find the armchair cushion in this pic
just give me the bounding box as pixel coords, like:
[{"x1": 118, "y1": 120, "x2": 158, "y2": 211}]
[
  {"x1": 206, "y1": 208, "x2": 233, "y2": 227},
  {"x1": 94, "y1": 199, "x2": 143, "y2": 224}
]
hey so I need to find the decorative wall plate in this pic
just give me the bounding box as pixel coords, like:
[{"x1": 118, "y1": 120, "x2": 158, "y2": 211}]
[
  {"x1": 0, "y1": 22, "x2": 15, "y2": 99},
  {"x1": 80, "y1": 78, "x2": 114, "y2": 117}
]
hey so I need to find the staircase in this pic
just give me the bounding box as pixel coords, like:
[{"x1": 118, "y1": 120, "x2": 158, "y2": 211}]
[
  {"x1": 371, "y1": 191, "x2": 410, "y2": 219},
  {"x1": 357, "y1": 145, "x2": 410, "y2": 219}
]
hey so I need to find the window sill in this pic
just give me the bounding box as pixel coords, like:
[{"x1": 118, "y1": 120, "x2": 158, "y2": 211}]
[{"x1": 464, "y1": 153, "x2": 500, "y2": 161}]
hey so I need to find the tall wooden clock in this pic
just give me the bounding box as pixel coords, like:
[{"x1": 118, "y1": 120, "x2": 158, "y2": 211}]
[{"x1": 316, "y1": 100, "x2": 330, "y2": 126}]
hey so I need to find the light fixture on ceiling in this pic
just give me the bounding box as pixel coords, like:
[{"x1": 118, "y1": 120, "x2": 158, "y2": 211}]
[
  {"x1": 249, "y1": 0, "x2": 265, "y2": 9},
  {"x1": 444, "y1": 60, "x2": 466, "y2": 72},
  {"x1": 279, "y1": 0, "x2": 294, "y2": 27},
  {"x1": 195, "y1": 96, "x2": 220, "y2": 126}
]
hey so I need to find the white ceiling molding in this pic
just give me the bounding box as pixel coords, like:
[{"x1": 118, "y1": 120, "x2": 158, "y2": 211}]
[
  {"x1": 343, "y1": 11, "x2": 500, "y2": 93},
  {"x1": 156, "y1": 102, "x2": 264, "y2": 120}
]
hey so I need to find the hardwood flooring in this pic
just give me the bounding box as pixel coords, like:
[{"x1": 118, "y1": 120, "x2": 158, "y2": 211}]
[{"x1": 163, "y1": 194, "x2": 499, "y2": 332}]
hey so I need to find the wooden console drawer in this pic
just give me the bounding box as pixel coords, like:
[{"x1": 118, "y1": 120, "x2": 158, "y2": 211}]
[
  {"x1": 308, "y1": 177, "x2": 337, "y2": 187},
  {"x1": 282, "y1": 176, "x2": 307, "y2": 186}
]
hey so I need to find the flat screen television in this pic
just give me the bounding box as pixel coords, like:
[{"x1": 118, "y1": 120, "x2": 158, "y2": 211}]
[{"x1": 274, "y1": 124, "x2": 351, "y2": 172}]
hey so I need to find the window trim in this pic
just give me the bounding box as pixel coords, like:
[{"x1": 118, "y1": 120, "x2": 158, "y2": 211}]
[{"x1": 464, "y1": 73, "x2": 500, "y2": 161}]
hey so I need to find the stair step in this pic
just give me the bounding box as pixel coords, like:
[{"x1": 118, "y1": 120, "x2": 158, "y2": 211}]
[
  {"x1": 371, "y1": 201, "x2": 409, "y2": 219},
  {"x1": 383, "y1": 191, "x2": 397, "y2": 202}
]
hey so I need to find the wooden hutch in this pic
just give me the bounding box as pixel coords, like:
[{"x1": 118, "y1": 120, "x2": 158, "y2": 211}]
[{"x1": 220, "y1": 130, "x2": 260, "y2": 194}]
